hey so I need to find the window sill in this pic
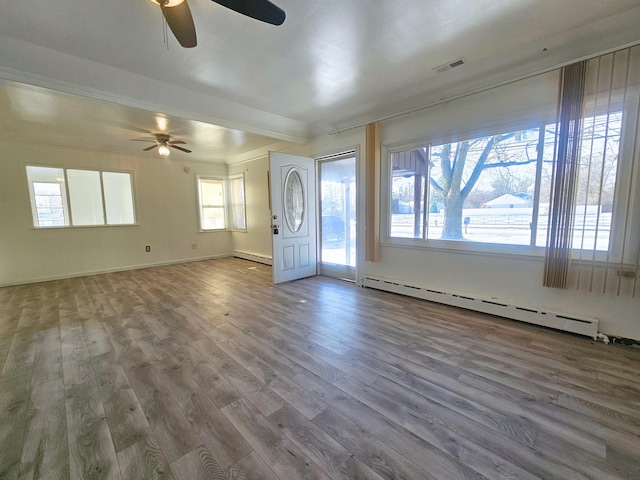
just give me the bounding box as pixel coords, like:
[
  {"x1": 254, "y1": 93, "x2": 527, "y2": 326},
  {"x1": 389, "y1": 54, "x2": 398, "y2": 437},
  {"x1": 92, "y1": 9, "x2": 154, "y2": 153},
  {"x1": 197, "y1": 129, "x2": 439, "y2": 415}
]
[
  {"x1": 31, "y1": 223, "x2": 139, "y2": 230},
  {"x1": 199, "y1": 228, "x2": 246, "y2": 233},
  {"x1": 381, "y1": 237, "x2": 546, "y2": 261},
  {"x1": 380, "y1": 237, "x2": 626, "y2": 265}
]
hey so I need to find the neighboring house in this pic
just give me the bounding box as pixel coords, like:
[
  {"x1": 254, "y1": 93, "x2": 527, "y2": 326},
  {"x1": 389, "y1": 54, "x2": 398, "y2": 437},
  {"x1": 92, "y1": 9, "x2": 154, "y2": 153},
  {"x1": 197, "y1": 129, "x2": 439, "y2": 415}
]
[{"x1": 483, "y1": 193, "x2": 531, "y2": 209}]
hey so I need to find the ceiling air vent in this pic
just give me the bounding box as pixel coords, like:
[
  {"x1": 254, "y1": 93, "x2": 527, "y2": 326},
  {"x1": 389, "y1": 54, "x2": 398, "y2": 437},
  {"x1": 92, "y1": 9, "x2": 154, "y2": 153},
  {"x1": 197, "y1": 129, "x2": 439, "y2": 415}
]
[{"x1": 433, "y1": 57, "x2": 465, "y2": 74}]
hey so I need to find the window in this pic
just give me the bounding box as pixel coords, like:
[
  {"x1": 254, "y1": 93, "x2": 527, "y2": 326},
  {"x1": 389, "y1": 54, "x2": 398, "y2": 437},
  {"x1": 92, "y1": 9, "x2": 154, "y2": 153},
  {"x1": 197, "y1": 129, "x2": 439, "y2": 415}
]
[
  {"x1": 103, "y1": 172, "x2": 136, "y2": 225},
  {"x1": 67, "y1": 169, "x2": 104, "y2": 225},
  {"x1": 32, "y1": 180, "x2": 67, "y2": 227},
  {"x1": 389, "y1": 147, "x2": 427, "y2": 239},
  {"x1": 389, "y1": 126, "x2": 543, "y2": 246},
  {"x1": 536, "y1": 113, "x2": 623, "y2": 252},
  {"x1": 387, "y1": 115, "x2": 628, "y2": 251},
  {"x1": 428, "y1": 127, "x2": 542, "y2": 246},
  {"x1": 198, "y1": 177, "x2": 226, "y2": 230},
  {"x1": 228, "y1": 175, "x2": 246, "y2": 231},
  {"x1": 197, "y1": 175, "x2": 247, "y2": 232},
  {"x1": 26, "y1": 166, "x2": 135, "y2": 228}
]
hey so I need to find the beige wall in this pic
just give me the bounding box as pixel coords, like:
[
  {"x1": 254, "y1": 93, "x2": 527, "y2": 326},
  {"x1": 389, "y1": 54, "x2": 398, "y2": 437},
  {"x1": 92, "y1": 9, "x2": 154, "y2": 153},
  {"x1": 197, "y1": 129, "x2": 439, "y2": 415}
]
[{"x1": 0, "y1": 142, "x2": 232, "y2": 286}]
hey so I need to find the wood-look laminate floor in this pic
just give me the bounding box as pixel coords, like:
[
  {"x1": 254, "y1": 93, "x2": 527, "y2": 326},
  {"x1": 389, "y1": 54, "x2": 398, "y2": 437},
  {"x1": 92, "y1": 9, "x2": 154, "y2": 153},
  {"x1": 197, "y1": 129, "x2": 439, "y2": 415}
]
[{"x1": 1, "y1": 257, "x2": 639, "y2": 480}]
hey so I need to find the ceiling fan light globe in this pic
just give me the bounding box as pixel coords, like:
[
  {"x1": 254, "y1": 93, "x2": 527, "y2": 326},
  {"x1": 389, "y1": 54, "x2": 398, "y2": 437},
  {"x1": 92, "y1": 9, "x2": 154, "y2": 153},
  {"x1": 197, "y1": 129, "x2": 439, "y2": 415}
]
[
  {"x1": 158, "y1": 145, "x2": 171, "y2": 157},
  {"x1": 149, "y1": 0, "x2": 185, "y2": 7}
]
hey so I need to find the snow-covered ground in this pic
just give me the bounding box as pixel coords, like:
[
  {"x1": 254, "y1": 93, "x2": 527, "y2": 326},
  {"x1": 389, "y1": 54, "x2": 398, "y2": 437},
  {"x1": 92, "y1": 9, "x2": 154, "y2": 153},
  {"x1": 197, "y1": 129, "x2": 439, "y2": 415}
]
[
  {"x1": 391, "y1": 207, "x2": 612, "y2": 250},
  {"x1": 319, "y1": 206, "x2": 611, "y2": 267}
]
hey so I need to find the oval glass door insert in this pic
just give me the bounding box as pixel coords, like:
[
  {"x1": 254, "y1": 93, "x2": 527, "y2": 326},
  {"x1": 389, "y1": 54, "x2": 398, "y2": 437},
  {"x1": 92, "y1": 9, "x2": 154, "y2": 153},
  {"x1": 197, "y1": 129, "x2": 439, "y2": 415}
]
[{"x1": 284, "y1": 168, "x2": 304, "y2": 233}]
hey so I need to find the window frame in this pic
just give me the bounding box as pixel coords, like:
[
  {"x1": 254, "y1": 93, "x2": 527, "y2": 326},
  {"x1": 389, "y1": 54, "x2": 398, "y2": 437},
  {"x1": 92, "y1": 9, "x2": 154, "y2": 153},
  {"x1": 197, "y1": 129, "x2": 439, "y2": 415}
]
[
  {"x1": 25, "y1": 165, "x2": 137, "y2": 229},
  {"x1": 383, "y1": 133, "x2": 548, "y2": 259},
  {"x1": 30, "y1": 179, "x2": 69, "y2": 227},
  {"x1": 384, "y1": 140, "x2": 430, "y2": 242},
  {"x1": 382, "y1": 124, "x2": 552, "y2": 258},
  {"x1": 197, "y1": 175, "x2": 227, "y2": 232},
  {"x1": 382, "y1": 108, "x2": 636, "y2": 261}
]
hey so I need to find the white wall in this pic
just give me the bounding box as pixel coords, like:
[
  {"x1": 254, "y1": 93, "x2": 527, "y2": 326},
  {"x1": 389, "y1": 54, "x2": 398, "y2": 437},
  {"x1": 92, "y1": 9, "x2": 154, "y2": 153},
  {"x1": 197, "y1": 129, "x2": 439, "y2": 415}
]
[
  {"x1": 308, "y1": 74, "x2": 640, "y2": 341},
  {"x1": 0, "y1": 142, "x2": 232, "y2": 286}
]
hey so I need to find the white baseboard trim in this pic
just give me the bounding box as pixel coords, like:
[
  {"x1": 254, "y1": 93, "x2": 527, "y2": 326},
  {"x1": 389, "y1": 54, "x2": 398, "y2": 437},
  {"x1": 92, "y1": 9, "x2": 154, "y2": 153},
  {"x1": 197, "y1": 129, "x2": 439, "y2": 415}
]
[
  {"x1": 233, "y1": 250, "x2": 273, "y2": 266},
  {"x1": 363, "y1": 274, "x2": 599, "y2": 338},
  {"x1": 0, "y1": 253, "x2": 232, "y2": 288}
]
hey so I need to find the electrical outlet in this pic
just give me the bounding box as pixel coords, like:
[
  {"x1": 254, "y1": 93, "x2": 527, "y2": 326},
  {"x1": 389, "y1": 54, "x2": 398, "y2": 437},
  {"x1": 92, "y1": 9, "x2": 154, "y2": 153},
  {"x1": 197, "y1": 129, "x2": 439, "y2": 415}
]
[
  {"x1": 191, "y1": 243, "x2": 197, "y2": 249},
  {"x1": 145, "y1": 245, "x2": 151, "y2": 252}
]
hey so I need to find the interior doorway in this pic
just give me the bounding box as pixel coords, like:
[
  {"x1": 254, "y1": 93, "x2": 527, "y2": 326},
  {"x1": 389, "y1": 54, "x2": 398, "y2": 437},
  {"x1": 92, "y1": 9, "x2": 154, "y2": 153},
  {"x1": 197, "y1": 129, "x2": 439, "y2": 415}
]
[{"x1": 318, "y1": 153, "x2": 357, "y2": 281}]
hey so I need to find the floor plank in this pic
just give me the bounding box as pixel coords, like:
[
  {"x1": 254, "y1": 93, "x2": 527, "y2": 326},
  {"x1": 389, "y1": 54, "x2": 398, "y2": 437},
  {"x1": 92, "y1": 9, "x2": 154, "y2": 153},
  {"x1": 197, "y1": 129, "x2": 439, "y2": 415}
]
[
  {"x1": 62, "y1": 319, "x2": 122, "y2": 480},
  {"x1": 122, "y1": 349, "x2": 201, "y2": 463},
  {"x1": 115, "y1": 436, "x2": 174, "y2": 480},
  {"x1": 221, "y1": 397, "x2": 332, "y2": 480},
  {"x1": 268, "y1": 405, "x2": 385, "y2": 480},
  {"x1": 169, "y1": 446, "x2": 225, "y2": 480},
  {"x1": 226, "y1": 452, "x2": 279, "y2": 480},
  {"x1": 90, "y1": 351, "x2": 151, "y2": 453},
  {"x1": 19, "y1": 378, "x2": 69, "y2": 480},
  {"x1": 0, "y1": 373, "x2": 32, "y2": 479}
]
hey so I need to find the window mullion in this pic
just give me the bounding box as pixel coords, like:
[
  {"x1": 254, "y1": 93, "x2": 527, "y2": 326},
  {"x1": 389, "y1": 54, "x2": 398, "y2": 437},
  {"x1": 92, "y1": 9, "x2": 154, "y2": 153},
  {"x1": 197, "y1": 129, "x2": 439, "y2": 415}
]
[
  {"x1": 99, "y1": 172, "x2": 107, "y2": 225},
  {"x1": 422, "y1": 146, "x2": 430, "y2": 240},
  {"x1": 223, "y1": 179, "x2": 229, "y2": 228},
  {"x1": 530, "y1": 125, "x2": 546, "y2": 246},
  {"x1": 63, "y1": 168, "x2": 73, "y2": 226}
]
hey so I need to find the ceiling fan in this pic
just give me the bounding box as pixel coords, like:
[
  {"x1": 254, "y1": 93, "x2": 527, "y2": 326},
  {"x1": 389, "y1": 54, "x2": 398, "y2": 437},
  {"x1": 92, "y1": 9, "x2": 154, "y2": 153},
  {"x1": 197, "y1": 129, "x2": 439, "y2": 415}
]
[
  {"x1": 149, "y1": 0, "x2": 286, "y2": 48},
  {"x1": 132, "y1": 133, "x2": 191, "y2": 157}
]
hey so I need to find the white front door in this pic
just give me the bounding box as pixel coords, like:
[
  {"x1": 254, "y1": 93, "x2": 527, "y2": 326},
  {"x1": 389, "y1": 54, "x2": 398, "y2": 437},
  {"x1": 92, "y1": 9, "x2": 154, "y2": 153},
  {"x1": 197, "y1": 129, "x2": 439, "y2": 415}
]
[{"x1": 269, "y1": 152, "x2": 317, "y2": 284}]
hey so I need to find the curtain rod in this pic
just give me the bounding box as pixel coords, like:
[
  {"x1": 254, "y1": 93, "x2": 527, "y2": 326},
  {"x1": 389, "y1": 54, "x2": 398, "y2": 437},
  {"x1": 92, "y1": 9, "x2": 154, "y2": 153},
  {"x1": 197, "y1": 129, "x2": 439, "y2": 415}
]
[{"x1": 328, "y1": 40, "x2": 640, "y2": 136}]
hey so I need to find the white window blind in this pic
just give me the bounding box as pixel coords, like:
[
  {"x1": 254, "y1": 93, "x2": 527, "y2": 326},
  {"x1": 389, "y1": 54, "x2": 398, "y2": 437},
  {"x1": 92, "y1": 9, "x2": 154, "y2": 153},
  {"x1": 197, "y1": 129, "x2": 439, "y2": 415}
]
[{"x1": 228, "y1": 175, "x2": 246, "y2": 231}]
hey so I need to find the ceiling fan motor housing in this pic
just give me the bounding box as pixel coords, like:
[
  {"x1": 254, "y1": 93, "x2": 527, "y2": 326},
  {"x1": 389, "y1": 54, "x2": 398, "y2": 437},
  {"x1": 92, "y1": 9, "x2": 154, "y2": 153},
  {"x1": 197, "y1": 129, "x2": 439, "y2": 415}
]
[{"x1": 155, "y1": 133, "x2": 171, "y2": 144}]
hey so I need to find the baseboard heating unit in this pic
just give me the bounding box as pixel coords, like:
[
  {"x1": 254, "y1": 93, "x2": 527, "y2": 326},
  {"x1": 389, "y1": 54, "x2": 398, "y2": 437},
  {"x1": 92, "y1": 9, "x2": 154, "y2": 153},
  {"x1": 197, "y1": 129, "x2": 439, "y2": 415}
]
[
  {"x1": 363, "y1": 275, "x2": 598, "y2": 338},
  {"x1": 233, "y1": 250, "x2": 273, "y2": 266}
]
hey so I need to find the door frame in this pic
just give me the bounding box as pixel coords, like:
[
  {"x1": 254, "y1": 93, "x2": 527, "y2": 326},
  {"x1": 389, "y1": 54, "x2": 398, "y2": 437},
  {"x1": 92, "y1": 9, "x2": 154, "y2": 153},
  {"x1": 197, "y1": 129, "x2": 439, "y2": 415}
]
[{"x1": 315, "y1": 148, "x2": 360, "y2": 282}]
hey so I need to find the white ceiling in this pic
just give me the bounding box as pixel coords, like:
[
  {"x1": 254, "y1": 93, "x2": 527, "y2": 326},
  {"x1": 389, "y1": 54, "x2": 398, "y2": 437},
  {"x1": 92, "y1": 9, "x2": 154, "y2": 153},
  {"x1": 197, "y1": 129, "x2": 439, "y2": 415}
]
[{"x1": 0, "y1": 0, "x2": 639, "y2": 164}]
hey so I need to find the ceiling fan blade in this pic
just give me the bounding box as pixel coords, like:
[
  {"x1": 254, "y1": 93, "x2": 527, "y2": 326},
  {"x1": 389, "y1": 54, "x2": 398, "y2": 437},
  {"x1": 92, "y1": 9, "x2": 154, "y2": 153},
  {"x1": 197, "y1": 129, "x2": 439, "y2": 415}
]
[
  {"x1": 167, "y1": 140, "x2": 187, "y2": 145},
  {"x1": 131, "y1": 138, "x2": 157, "y2": 143},
  {"x1": 212, "y1": 0, "x2": 285, "y2": 26},
  {"x1": 143, "y1": 144, "x2": 160, "y2": 151},
  {"x1": 170, "y1": 144, "x2": 192, "y2": 153},
  {"x1": 110, "y1": 122, "x2": 153, "y2": 134},
  {"x1": 162, "y1": 1, "x2": 197, "y2": 48}
]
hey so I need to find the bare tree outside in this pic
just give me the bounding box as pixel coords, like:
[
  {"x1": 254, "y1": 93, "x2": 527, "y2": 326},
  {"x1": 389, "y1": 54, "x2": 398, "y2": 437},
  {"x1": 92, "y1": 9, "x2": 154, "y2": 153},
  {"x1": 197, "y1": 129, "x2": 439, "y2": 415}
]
[{"x1": 427, "y1": 129, "x2": 539, "y2": 239}]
